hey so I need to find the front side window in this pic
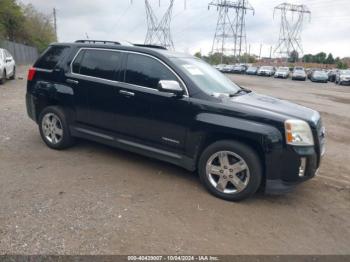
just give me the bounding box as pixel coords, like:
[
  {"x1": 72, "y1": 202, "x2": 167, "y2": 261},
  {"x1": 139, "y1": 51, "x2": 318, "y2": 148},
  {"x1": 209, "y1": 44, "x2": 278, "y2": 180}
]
[
  {"x1": 77, "y1": 49, "x2": 122, "y2": 81},
  {"x1": 125, "y1": 53, "x2": 178, "y2": 89}
]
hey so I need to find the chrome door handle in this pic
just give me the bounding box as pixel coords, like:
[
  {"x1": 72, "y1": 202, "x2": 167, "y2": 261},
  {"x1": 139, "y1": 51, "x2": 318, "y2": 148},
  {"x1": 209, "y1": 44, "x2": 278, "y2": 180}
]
[
  {"x1": 66, "y1": 79, "x2": 79, "y2": 85},
  {"x1": 119, "y1": 90, "x2": 135, "y2": 97}
]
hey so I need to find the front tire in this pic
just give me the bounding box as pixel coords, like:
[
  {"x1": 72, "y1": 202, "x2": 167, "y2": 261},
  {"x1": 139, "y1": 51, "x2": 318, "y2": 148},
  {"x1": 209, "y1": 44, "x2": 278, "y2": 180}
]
[
  {"x1": 198, "y1": 140, "x2": 262, "y2": 201},
  {"x1": 0, "y1": 70, "x2": 6, "y2": 85},
  {"x1": 9, "y1": 67, "x2": 16, "y2": 80},
  {"x1": 39, "y1": 106, "x2": 75, "y2": 150}
]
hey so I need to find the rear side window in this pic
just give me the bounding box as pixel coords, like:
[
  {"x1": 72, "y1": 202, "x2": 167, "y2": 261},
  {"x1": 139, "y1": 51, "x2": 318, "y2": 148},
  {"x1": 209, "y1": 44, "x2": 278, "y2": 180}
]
[
  {"x1": 125, "y1": 53, "x2": 178, "y2": 89},
  {"x1": 35, "y1": 46, "x2": 70, "y2": 70},
  {"x1": 74, "y1": 49, "x2": 122, "y2": 81}
]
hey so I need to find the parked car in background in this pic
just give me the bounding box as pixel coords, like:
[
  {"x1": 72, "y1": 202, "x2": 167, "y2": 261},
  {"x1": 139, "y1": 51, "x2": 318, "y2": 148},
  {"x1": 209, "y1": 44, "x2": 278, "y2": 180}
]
[
  {"x1": 222, "y1": 64, "x2": 235, "y2": 73},
  {"x1": 274, "y1": 67, "x2": 290, "y2": 79},
  {"x1": 245, "y1": 66, "x2": 258, "y2": 75},
  {"x1": 306, "y1": 68, "x2": 318, "y2": 80},
  {"x1": 26, "y1": 40, "x2": 325, "y2": 201},
  {"x1": 310, "y1": 70, "x2": 328, "y2": 83},
  {"x1": 0, "y1": 48, "x2": 16, "y2": 85},
  {"x1": 257, "y1": 66, "x2": 275, "y2": 76},
  {"x1": 232, "y1": 64, "x2": 247, "y2": 74},
  {"x1": 215, "y1": 64, "x2": 227, "y2": 72},
  {"x1": 328, "y1": 69, "x2": 338, "y2": 82},
  {"x1": 335, "y1": 70, "x2": 350, "y2": 85},
  {"x1": 292, "y1": 67, "x2": 307, "y2": 81}
]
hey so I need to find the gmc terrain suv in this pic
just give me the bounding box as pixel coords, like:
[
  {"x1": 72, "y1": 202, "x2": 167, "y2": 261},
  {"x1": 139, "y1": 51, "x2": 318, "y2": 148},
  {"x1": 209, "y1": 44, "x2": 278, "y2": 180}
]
[{"x1": 26, "y1": 40, "x2": 326, "y2": 201}]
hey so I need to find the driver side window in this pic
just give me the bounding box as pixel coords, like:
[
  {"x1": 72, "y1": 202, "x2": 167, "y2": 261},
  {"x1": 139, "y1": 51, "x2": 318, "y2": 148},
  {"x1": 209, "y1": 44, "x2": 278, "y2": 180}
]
[{"x1": 124, "y1": 53, "x2": 178, "y2": 89}]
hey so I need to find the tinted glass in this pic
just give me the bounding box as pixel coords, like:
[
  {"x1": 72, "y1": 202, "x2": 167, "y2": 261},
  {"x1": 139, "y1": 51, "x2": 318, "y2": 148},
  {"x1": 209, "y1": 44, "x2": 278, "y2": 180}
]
[
  {"x1": 79, "y1": 49, "x2": 121, "y2": 80},
  {"x1": 125, "y1": 53, "x2": 178, "y2": 89},
  {"x1": 35, "y1": 46, "x2": 70, "y2": 70},
  {"x1": 72, "y1": 50, "x2": 85, "y2": 74}
]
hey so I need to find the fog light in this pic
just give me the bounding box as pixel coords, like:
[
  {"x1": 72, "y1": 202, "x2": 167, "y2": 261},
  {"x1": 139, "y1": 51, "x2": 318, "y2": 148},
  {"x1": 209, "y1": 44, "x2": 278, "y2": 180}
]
[{"x1": 299, "y1": 158, "x2": 307, "y2": 177}]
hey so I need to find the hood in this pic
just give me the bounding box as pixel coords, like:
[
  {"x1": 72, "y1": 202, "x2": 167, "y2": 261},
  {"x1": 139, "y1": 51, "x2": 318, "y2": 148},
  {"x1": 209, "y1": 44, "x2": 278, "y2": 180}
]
[
  {"x1": 222, "y1": 92, "x2": 320, "y2": 127},
  {"x1": 293, "y1": 71, "x2": 306, "y2": 76},
  {"x1": 276, "y1": 71, "x2": 288, "y2": 74}
]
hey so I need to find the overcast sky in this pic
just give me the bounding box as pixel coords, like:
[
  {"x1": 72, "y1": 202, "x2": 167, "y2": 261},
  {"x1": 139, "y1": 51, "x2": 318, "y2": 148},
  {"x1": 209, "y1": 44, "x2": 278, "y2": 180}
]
[{"x1": 20, "y1": 0, "x2": 350, "y2": 57}]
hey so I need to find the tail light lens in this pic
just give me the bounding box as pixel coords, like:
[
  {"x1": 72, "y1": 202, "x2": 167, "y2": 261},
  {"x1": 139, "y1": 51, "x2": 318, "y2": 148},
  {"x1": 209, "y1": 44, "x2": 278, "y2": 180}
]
[{"x1": 27, "y1": 67, "x2": 36, "y2": 81}]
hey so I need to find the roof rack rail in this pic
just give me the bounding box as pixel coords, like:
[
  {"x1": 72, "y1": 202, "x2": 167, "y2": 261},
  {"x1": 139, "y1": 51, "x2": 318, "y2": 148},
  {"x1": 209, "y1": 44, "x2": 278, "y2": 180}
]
[
  {"x1": 75, "y1": 40, "x2": 121, "y2": 45},
  {"x1": 133, "y1": 44, "x2": 167, "y2": 50}
]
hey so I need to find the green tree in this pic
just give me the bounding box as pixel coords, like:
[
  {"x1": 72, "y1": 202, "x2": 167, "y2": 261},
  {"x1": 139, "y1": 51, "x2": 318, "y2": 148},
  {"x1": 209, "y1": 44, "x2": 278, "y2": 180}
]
[
  {"x1": 288, "y1": 50, "x2": 299, "y2": 63},
  {"x1": 302, "y1": 54, "x2": 313, "y2": 63},
  {"x1": 22, "y1": 4, "x2": 56, "y2": 52},
  {"x1": 336, "y1": 60, "x2": 347, "y2": 69},
  {"x1": 0, "y1": 1, "x2": 56, "y2": 52},
  {"x1": 0, "y1": 0, "x2": 25, "y2": 41},
  {"x1": 325, "y1": 53, "x2": 335, "y2": 64},
  {"x1": 194, "y1": 51, "x2": 202, "y2": 59}
]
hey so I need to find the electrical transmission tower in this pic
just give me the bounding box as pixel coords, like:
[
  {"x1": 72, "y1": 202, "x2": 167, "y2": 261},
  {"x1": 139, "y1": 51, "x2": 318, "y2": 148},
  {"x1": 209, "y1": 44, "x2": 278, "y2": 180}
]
[
  {"x1": 144, "y1": 0, "x2": 175, "y2": 50},
  {"x1": 209, "y1": 0, "x2": 254, "y2": 63},
  {"x1": 273, "y1": 3, "x2": 311, "y2": 58}
]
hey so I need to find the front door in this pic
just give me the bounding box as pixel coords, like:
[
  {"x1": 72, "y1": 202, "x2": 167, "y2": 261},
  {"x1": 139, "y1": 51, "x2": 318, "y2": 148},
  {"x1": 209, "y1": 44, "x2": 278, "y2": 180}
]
[{"x1": 114, "y1": 52, "x2": 192, "y2": 153}]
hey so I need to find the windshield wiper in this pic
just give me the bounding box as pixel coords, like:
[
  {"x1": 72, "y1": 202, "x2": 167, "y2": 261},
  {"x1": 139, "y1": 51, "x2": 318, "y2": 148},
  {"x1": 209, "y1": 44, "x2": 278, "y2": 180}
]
[{"x1": 228, "y1": 88, "x2": 252, "y2": 97}]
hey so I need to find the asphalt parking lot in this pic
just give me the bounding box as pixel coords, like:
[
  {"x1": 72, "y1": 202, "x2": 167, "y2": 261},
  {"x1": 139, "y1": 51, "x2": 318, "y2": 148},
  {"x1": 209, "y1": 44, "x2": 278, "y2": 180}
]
[{"x1": 0, "y1": 66, "x2": 349, "y2": 255}]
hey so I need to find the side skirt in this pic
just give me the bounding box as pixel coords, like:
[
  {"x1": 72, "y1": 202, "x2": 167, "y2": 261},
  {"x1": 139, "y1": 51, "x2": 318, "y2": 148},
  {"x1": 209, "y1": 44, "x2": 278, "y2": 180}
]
[{"x1": 70, "y1": 124, "x2": 196, "y2": 172}]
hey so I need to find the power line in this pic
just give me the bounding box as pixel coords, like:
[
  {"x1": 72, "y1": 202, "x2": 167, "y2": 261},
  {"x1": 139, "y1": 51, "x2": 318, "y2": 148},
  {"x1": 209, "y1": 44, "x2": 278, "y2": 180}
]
[
  {"x1": 208, "y1": 0, "x2": 254, "y2": 63},
  {"x1": 273, "y1": 3, "x2": 311, "y2": 59},
  {"x1": 142, "y1": 0, "x2": 189, "y2": 50}
]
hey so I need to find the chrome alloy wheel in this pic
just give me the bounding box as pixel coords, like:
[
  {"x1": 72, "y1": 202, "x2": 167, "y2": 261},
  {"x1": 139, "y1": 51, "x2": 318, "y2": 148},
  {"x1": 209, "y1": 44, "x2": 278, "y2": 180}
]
[
  {"x1": 206, "y1": 151, "x2": 250, "y2": 194},
  {"x1": 41, "y1": 113, "x2": 63, "y2": 145}
]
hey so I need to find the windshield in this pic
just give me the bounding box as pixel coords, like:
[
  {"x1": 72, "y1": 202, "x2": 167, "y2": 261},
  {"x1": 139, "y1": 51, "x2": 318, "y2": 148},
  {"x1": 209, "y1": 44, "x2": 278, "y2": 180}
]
[
  {"x1": 248, "y1": 67, "x2": 257, "y2": 70},
  {"x1": 171, "y1": 57, "x2": 240, "y2": 95},
  {"x1": 278, "y1": 67, "x2": 289, "y2": 71},
  {"x1": 315, "y1": 71, "x2": 327, "y2": 76},
  {"x1": 341, "y1": 70, "x2": 350, "y2": 75}
]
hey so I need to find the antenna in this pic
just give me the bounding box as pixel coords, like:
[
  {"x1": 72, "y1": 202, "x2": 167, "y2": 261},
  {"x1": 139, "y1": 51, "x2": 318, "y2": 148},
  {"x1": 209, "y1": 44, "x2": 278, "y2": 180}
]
[
  {"x1": 273, "y1": 3, "x2": 311, "y2": 59},
  {"x1": 209, "y1": 0, "x2": 254, "y2": 63}
]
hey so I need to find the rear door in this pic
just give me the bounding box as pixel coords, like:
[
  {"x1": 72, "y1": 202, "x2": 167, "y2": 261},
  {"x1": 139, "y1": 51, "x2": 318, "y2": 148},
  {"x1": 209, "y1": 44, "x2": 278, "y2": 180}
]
[{"x1": 68, "y1": 48, "x2": 123, "y2": 131}]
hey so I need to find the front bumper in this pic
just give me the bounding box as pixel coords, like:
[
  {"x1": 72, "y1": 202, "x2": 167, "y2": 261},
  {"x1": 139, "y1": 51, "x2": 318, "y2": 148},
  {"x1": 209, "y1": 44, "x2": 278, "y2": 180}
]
[
  {"x1": 265, "y1": 146, "x2": 321, "y2": 194},
  {"x1": 292, "y1": 75, "x2": 306, "y2": 80},
  {"x1": 340, "y1": 80, "x2": 350, "y2": 85}
]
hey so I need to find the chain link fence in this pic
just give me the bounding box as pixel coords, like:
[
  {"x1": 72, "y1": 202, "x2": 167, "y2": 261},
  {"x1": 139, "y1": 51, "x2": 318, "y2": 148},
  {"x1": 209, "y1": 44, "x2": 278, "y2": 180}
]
[{"x1": 0, "y1": 40, "x2": 39, "y2": 65}]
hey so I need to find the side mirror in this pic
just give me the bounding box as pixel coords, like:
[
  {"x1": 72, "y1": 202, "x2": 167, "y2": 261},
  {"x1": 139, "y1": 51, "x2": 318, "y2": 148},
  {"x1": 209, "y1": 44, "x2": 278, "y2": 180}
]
[
  {"x1": 6, "y1": 58, "x2": 12, "y2": 63},
  {"x1": 157, "y1": 80, "x2": 184, "y2": 97}
]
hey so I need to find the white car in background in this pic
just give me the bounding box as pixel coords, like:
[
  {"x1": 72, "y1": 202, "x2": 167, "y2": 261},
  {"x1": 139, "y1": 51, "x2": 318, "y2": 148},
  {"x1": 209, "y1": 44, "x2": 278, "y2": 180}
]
[
  {"x1": 274, "y1": 66, "x2": 290, "y2": 79},
  {"x1": 0, "y1": 48, "x2": 16, "y2": 84}
]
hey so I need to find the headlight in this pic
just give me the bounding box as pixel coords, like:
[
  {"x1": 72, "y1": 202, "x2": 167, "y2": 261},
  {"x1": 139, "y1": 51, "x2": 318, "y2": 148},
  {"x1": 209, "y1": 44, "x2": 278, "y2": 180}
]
[{"x1": 285, "y1": 119, "x2": 314, "y2": 146}]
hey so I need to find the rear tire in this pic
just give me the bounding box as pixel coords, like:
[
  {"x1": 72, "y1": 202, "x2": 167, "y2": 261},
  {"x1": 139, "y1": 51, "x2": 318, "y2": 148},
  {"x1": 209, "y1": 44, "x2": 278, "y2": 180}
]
[
  {"x1": 38, "y1": 106, "x2": 75, "y2": 150},
  {"x1": 198, "y1": 140, "x2": 262, "y2": 201}
]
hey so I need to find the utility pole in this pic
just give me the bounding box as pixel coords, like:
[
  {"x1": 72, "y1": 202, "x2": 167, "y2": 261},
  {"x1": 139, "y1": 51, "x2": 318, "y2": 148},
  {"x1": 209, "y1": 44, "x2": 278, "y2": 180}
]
[
  {"x1": 209, "y1": 0, "x2": 254, "y2": 63},
  {"x1": 273, "y1": 3, "x2": 311, "y2": 59},
  {"x1": 53, "y1": 8, "x2": 57, "y2": 41},
  {"x1": 269, "y1": 45, "x2": 272, "y2": 59},
  {"x1": 259, "y1": 43, "x2": 262, "y2": 60}
]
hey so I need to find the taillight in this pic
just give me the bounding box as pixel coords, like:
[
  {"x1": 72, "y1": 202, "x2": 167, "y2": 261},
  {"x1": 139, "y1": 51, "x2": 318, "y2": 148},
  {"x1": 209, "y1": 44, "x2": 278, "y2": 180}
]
[{"x1": 27, "y1": 67, "x2": 36, "y2": 81}]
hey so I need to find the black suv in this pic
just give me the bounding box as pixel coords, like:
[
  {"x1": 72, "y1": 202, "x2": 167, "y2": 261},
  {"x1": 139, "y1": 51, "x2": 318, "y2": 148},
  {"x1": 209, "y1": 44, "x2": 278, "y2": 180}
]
[{"x1": 26, "y1": 40, "x2": 326, "y2": 201}]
